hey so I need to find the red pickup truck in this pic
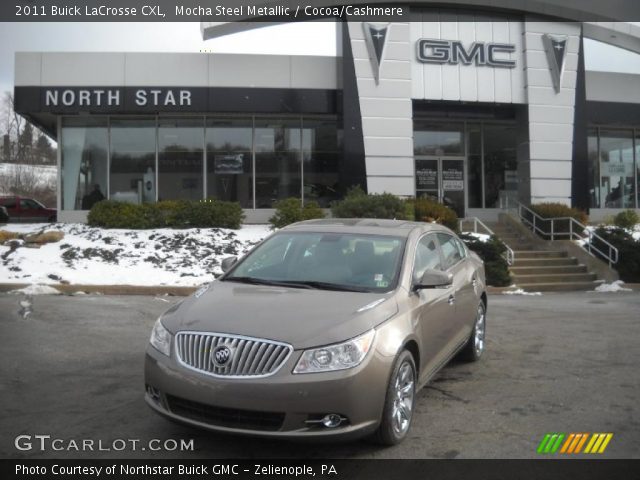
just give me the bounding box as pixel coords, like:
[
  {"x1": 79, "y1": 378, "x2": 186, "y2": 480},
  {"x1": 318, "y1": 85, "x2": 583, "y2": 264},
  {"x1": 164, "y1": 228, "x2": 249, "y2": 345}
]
[{"x1": 0, "y1": 196, "x2": 57, "y2": 222}]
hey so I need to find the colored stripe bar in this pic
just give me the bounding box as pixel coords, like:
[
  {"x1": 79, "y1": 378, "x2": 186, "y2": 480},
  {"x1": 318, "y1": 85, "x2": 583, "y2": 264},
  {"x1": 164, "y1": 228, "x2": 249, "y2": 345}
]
[
  {"x1": 584, "y1": 433, "x2": 599, "y2": 454},
  {"x1": 560, "y1": 433, "x2": 575, "y2": 453},
  {"x1": 598, "y1": 434, "x2": 613, "y2": 453},
  {"x1": 537, "y1": 434, "x2": 552, "y2": 454},
  {"x1": 573, "y1": 433, "x2": 589, "y2": 453},
  {"x1": 550, "y1": 433, "x2": 565, "y2": 453}
]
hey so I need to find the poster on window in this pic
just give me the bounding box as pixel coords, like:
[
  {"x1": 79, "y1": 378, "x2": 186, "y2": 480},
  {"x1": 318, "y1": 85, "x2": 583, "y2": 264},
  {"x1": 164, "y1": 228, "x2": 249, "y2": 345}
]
[
  {"x1": 415, "y1": 160, "x2": 438, "y2": 190},
  {"x1": 214, "y1": 154, "x2": 245, "y2": 174},
  {"x1": 442, "y1": 167, "x2": 464, "y2": 191}
]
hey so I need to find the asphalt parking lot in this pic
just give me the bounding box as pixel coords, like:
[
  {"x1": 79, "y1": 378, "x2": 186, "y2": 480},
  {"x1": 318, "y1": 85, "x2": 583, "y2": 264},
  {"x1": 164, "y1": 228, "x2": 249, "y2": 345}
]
[{"x1": 1, "y1": 291, "x2": 639, "y2": 459}]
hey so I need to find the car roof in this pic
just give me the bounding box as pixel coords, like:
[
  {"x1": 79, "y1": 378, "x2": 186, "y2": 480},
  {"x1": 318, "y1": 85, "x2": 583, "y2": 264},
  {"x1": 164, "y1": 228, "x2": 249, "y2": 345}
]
[{"x1": 280, "y1": 218, "x2": 452, "y2": 237}]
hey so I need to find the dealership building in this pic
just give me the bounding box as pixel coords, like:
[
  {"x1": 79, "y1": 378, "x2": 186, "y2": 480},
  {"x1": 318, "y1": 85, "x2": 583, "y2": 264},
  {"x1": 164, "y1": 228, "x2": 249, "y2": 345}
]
[{"x1": 13, "y1": 4, "x2": 640, "y2": 223}]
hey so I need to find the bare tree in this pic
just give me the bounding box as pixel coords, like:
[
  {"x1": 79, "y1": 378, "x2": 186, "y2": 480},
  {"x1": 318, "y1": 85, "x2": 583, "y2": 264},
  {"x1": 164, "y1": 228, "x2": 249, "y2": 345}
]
[{"x1": 0, "y1": 91, "x2": 57, "y2": 206}]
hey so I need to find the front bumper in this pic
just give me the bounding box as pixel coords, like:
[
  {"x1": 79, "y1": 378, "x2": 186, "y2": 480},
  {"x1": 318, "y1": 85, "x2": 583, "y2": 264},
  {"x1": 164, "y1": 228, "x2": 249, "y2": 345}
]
[{"x1": 144, "y1": 342, "x2": 394, "y2": 439}]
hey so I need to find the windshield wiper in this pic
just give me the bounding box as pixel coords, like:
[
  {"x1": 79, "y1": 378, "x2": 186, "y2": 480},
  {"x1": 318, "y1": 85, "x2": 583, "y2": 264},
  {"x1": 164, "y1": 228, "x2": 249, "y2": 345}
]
[
  {"x1": 223, "y1": 277, "x2": 370, "y2": 292},
  {"x1": 275, "y1": 280, "x2": 371, "y2": 292},
  {"x1": 223, "y1": 276, "x2": 314, "y2": 289}
]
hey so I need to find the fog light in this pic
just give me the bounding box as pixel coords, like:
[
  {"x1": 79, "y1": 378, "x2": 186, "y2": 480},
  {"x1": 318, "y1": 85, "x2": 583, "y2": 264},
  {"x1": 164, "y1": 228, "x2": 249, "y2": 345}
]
[
  {"x1": 146, "y1": 385, "x2": 161, "y2": 403},
  {"x1": 322, "y1": 414, "x2": 343, "y2": 428}
]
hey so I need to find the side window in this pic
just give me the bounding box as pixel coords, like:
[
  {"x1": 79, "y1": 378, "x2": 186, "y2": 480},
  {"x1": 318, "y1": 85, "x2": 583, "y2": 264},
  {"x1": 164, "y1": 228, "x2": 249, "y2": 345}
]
[
  {"x1": 414, "y1": 234, "x2": 442, "y2": 276},
  {"x1": 2, "y1": 199, "x2": 16, "y2": 209},
  {"x1": 436, "y1": 233, "x2": 463, "y2": 269},
  {"x1": 454, "y1": 237, "x2": 467, "y2": 259}
]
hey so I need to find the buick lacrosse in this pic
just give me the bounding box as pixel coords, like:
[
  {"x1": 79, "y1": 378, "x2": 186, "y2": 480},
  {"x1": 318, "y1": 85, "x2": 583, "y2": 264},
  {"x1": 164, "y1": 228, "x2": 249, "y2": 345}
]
[{"x1": 145, "y1": 219, "x2": 487, "y2": 444}]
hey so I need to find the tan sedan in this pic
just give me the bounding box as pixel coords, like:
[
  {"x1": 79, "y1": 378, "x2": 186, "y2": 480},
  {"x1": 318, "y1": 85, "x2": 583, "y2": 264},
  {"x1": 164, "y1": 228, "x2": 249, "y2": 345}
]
[{"x1": 145, "y1": 219, "x2": 487, "y2": 444}]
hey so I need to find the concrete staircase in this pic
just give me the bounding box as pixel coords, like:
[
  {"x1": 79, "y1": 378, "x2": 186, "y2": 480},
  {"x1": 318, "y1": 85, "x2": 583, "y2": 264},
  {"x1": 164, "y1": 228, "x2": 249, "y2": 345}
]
[{"x1": 484, "y1": 220, "x2": 600, "y2": 292}]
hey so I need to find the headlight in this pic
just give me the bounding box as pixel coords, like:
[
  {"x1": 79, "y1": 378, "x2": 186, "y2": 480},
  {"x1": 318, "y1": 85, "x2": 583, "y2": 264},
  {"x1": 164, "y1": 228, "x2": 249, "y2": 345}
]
[
  {"x1": 149, "y1": 317, "x2": 172, "y2": 356},
  {"x1": 293, "y1": 330, "x2": 375, "y2": 374}
]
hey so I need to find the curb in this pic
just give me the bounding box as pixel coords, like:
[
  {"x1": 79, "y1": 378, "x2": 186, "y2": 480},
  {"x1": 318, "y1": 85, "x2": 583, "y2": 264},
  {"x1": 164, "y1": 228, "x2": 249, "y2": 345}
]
[{"x1": 0, "y1": 283, "x2": 197, "y2": 296}]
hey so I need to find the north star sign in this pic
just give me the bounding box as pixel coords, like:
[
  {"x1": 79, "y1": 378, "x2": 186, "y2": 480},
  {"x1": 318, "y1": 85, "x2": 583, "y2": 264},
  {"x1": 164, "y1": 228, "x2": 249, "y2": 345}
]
[
  {"x1": 417, "y1": 39, "x2": 516, "y2": 68},
  {"x1": 44, "y1": 88, "x2": 193, "y2": 107}
]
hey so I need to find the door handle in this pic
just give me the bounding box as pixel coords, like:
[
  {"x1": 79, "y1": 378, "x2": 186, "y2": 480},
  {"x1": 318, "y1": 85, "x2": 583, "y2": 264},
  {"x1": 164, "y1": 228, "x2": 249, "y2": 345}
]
[{"x1": 448, "y1": 294, "x2": 455, "y2": 306}]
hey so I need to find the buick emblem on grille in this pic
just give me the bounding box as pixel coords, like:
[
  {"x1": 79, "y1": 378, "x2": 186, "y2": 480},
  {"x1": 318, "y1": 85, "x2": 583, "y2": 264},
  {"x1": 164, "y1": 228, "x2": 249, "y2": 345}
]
[{"x1": 212, "y1": 345, "x2": 232, "y2": 367}]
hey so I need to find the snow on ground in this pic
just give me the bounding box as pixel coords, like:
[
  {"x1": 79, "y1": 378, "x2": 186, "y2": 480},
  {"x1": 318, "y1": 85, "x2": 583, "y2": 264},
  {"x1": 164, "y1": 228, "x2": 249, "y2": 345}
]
[
  {"x1": 9, "y1": 284, "x2": 62, "y2": 295},
  {"x1": 462, "y1": 232, "x2": 490, "y2": 243},
  {"x1": 594, "y1": 280, "x2": 632, "y2": 293},
  {"x1": 576, "y1": 224, "x2": 640, "y2": 247},
  {"x1": 502, "y1": 288, "x2": 542, "y2": 296},
  {"x1": 0, "y1": 223, "x2": 271, "y2": 287}
]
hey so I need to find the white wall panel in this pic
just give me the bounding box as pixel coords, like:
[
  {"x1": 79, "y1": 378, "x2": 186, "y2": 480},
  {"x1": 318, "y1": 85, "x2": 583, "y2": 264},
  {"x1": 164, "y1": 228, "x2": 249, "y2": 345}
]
[
  {"x1": 366, "y1": 157, "x2": 415, "y2": 176},
  {"x1": 41, "y1": 53, "x2": 125, "y2": 86},
  {"x1": 493, "y1": 21, "x2": 512, "y2": 103},
  {"x1": 367, "y1": 176, "x2": 415, "y2": 196},
  {"x1": 476, "y1": 20, "x2": 494, "y2": 102},
  {"x1": 458, "y1": 14, "x2": 478, "y2": 102},
  {"x1": 422, "y1": 19, "x2": 443, "y2": 99},
  {"x1": 440, "y1": 15, "x2": 461, "y2": 101},
  {"x1": 127, "y1": 53, "x2": 208, "y2": 87}
]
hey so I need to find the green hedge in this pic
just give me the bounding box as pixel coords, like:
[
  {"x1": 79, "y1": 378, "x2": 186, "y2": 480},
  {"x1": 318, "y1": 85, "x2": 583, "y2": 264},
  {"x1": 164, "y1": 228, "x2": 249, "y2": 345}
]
[
  {"x1": 87, "y1": 199, "x2": 245, "y2": 229},
  {"x1": 330, "y1": 186, "x2": 409, "y2": 220},
  {"x1": 269, "y1": 198, "x2": 325, "y2": 229},
  {"x1": 613, "y1": 210, "x2": 639, "y2": 230},
  {"x1": 329, "y1": 187, "x2": 460, "y2": 233},
  {"x1": 593, "y1": 227, "x2": 640, "y2": 282},
  {"x1": 407, "y1": 196, "x2": 458, "y2": 232},
  {"x1": 459, "y1": 233, "x2": 511, "y2": 287},
  {"x1": 528, "y1": 202, "x2": 588, "y2": 239}
]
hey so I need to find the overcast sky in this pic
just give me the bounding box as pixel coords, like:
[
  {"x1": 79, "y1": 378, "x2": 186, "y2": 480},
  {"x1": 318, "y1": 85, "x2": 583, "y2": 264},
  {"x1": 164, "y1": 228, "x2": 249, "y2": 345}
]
[{"x1": 1, "y1": 21, "x2": 640, "y2": 94}]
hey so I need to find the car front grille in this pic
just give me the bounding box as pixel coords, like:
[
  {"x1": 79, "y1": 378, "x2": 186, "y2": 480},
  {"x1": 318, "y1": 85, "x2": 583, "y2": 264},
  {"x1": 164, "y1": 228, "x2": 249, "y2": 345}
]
[
  {"x1": 166, "y1": 395, "x2": 285, "y2": 431},
  {"x1": 175, "y1": 332, "x2": 292, "y2": 378}
]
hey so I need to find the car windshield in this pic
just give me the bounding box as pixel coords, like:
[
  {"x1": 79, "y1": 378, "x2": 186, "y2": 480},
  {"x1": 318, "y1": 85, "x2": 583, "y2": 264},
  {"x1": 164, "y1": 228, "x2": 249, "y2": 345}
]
[{"x1": 223, "y1": 231, "x2": 406, "y2": 293}]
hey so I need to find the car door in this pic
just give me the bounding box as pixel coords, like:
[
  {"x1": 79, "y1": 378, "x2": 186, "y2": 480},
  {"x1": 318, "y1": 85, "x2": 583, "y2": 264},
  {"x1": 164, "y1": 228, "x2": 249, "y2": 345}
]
[
  {"x1": 1, "y1": 198, "x2": 18, "y2": 220},
  {"x1": 436, "y1": 233, "x2": 477, "y2": 348},
  {"x1": 20, "y1": 199, "x2": 46, "y2": 222},
  {"x1": 408, "y1": 233, "x2": 457, "y2": 382}
]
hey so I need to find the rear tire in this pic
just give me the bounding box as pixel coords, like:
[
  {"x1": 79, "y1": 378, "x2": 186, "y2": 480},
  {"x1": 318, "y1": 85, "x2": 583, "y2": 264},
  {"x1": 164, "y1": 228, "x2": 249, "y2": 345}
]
[
  {"x1": 459, "y1": 301, "x2": 486, "y2": 362},
  {"x1": 373, "y1": 350, "x2": 416, "y2": 446}
]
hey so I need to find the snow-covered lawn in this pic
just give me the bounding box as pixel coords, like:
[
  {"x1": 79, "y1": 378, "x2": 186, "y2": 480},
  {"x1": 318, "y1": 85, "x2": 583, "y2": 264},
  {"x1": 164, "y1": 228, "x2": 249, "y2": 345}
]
[{"x1": 0, "y1": 223, "x2": 271, "y2": 287}]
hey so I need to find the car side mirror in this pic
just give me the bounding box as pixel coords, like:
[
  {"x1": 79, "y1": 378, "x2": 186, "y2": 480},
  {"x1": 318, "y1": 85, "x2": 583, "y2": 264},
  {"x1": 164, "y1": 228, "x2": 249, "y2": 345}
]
[
  {"x1": 220, "y1": 256, "x2": 238, "y2": 273},
  {"x1": 413, "y1": 269, "x2": 453, "y2": 291}
]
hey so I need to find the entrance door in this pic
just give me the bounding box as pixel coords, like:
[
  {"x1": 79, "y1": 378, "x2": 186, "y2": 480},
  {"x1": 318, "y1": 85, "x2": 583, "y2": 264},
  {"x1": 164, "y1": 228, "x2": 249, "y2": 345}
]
[{"x1": 415, "y1": 157, "x2": 465, "y2": 217}]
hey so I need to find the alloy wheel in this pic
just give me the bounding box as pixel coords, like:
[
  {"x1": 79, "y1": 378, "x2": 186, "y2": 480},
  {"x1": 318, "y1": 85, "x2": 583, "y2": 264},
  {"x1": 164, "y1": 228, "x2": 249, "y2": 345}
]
[{"x1": 391, "y1": 361, "x2": 415, "y2": 435}]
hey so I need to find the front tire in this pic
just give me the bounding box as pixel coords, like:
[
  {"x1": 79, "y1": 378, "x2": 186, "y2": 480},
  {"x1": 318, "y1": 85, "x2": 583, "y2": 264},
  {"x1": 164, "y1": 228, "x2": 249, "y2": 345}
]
[
  {"x1": 459, "y1": 301, "x2": 486, "y2": 362},
  {"x1": 373, "y1": 350, "x2": 416, "y2": 445}
]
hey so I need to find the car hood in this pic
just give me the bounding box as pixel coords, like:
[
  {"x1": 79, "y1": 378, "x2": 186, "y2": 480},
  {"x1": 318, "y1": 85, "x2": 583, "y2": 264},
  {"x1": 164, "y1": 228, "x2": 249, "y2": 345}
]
[{"x1": 161, "y1": 280, "x2": 399, "y2": 349}]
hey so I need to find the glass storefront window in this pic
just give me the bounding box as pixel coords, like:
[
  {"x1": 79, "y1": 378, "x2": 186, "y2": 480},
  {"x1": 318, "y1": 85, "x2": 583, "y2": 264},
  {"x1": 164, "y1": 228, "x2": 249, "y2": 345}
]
[
  {"x1": 109, "y1": 118, "x2": 156, "y2": 204},
  {"x1": 637, "y1": 132, "x2": 640, "y2": 209},
  {"x1": 158, "y1": 118, "x2": 203, "y2": 201},
  {"x1": 598, "y1": 129, "x2": 635, "y2": 209},
  {"x1": 414, "y1": 121, "x2": 464, "y2": 156},
  {"x1": 206, "y1": 117, "x2": 253, "y2": 208},
  {"x1": 61, "y1": 117, "x2": 108, "y2": 210},
  {"x1": 483, "y1": 124, "x2": 518, "y2": 208},
  {"x1": 467, "y1": 124, "x2": 482, "y2": 208},
  {"x1": 254, "y1": 117, "x2": 301, "y2": 208},
  {"x1": 302, "y1": 117, "x2": 340, "y2": 207},
  {"x1": 588, "y1": 129, "x2": 599, "y2": 208}
]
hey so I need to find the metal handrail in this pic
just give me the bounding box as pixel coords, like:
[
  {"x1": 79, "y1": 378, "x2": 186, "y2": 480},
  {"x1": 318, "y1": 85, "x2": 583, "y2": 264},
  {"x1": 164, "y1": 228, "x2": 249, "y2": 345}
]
[
  {"x1": 516, "y1": 203, "x2": 619, "y2": 268},
  {"x1": 459, "y1": 217, "x2": 515, "y2": 266}
]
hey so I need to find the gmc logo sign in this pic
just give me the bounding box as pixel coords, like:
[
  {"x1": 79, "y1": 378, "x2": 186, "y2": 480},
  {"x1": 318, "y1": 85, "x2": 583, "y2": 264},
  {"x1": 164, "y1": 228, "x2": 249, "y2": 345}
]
[{"x1": 417, "y1": 39, "x2": 516, "y2": 68}]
